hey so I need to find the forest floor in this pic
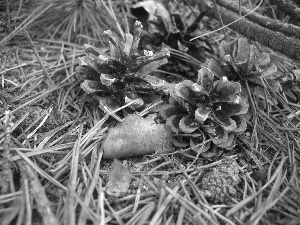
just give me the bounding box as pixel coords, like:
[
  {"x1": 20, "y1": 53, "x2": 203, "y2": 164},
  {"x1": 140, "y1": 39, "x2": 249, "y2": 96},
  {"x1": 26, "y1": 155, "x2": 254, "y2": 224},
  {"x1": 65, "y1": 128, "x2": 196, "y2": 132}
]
[{"x1": 0, "y1": 1, "x2": 300, "y2": 225}]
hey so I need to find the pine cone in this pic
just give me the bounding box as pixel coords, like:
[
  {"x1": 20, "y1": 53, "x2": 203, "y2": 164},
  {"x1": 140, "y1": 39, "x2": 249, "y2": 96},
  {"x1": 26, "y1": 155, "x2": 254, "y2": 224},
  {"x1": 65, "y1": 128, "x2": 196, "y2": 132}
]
[{"x1": 199, "y1": 159, "x2": 241, "y2": 203}]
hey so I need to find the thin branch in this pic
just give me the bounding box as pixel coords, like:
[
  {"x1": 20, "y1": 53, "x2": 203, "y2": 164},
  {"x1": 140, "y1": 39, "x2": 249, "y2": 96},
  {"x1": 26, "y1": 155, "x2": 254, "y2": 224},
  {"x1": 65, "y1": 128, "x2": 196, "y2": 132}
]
[
  {"x1": 195, "y1": 2, "x2": 300, "y2": 62},
  {"x1": 216, "y1": 0, "x2": 300, "y2": 39},
  {"x1": 272, "y1": 0, "x2": 300, "y2": 23}
]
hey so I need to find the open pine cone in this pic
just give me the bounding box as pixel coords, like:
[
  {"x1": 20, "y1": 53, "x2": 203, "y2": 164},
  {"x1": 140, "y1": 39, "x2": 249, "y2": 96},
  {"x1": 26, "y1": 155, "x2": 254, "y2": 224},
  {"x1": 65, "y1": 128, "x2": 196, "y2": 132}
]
[
  {"x1": 76, "y1": 21, "x2": 170, "y2": 110},
  {"x1": 207, "y1": 38, "x2": 282, "y2": 110},
  {"x1": 159, "y1": 66, "x2": 248, "y2": 151}
]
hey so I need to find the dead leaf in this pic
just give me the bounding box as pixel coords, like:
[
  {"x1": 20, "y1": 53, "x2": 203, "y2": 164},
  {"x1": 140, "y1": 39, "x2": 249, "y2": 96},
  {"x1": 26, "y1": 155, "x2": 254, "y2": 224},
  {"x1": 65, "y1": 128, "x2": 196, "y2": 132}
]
[
  {"x1": 102, "y1": 114, "x2": 173, "y2": 159},
  {"x1": 105, "y1": 159, "x2": 132, "y2": 197},
  {"x1": 132, "y1": 0, "x2": 169, "y2": 22},
  {"x1": 132, "y1": 0, "x2": 178, "y2": 33}
]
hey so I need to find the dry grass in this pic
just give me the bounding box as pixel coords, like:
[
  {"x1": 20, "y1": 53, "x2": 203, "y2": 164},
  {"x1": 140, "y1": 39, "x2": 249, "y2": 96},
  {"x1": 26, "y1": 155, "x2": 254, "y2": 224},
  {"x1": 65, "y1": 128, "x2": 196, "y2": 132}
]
[{"x1": 0, "y1": 1, "x2": 300, "y2": 225}]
